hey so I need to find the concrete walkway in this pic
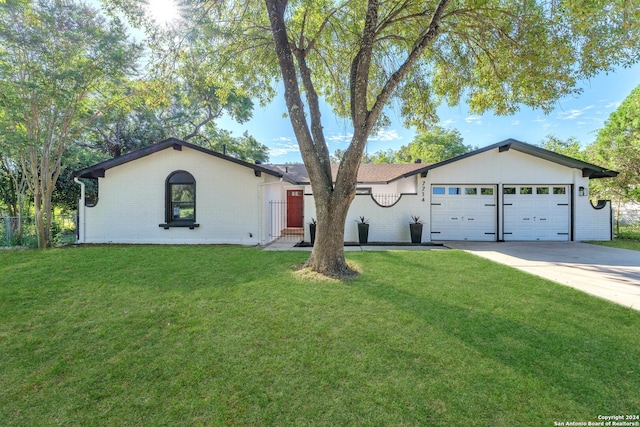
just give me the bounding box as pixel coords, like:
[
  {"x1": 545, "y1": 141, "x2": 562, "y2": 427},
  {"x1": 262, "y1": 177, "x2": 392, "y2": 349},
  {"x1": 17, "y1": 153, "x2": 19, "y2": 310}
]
[{"x1": 444, "y1": 241, "x2": 640, "y2": 311}]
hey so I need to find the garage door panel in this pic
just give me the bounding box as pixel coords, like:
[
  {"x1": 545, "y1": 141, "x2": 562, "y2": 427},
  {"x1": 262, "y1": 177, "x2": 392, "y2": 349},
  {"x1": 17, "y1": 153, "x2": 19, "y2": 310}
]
[
  {"x1": 431, "y1": 185, "x2": 496, "y2": 241},
  {"x1": 503, "y1": 185, "x2": 570, "y2": 241}
]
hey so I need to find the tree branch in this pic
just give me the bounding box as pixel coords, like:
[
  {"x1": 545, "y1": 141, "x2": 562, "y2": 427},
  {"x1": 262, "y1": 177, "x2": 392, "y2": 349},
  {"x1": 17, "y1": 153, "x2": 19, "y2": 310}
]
[
  {"x1": 349, "y1": 0, "x2": 379, "y2": 128},
  {"x1": 265, "y1": 0, "x2": 333, "y2": 189},
  {"x1": 368, "y1": 0, "x2": 450, "y2": 130}
]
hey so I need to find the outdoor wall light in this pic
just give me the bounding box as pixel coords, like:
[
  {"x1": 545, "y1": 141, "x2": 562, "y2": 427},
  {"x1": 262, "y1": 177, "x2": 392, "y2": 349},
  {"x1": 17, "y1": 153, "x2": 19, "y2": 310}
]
[{"x1": 579, "y1": 186, "x2": 586, "y2": 196}]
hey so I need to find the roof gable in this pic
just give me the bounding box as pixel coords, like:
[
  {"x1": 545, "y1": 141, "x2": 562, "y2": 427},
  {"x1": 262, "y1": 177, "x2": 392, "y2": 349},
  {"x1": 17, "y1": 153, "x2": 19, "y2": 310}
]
[
  {"x1": 406, "y1": 138, "x2": 618, "y2": 179},
  {"x1": 73, "y1": 138, "x2": 289, "y2": 181}
]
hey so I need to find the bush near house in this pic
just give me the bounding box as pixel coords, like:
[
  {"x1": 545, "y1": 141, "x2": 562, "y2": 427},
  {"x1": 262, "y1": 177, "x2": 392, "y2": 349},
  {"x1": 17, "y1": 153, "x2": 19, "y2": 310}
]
[
  {"x1": 0, "y1": 214, "x2": 75, "y2": 247},
  {"x1": 1, "y1": 246, "x2": 638, "y2": 426}
]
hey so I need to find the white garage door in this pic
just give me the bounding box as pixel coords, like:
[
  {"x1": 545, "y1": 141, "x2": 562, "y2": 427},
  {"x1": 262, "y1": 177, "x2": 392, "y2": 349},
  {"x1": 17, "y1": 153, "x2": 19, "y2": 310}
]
[
  {"x1": 503, "y1": 185, "x2": 570, "y2": 241},
  {"x1": 431, "y1": 185, "x2": 497, "y2": 241}
]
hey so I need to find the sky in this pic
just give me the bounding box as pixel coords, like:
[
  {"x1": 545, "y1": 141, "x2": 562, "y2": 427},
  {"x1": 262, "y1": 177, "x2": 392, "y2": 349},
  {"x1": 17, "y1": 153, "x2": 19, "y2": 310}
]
[
  {"x1": 95, "y1": 0, "x2": 640, "y2": 164},
  {"x1": 218, "y1": 62, "x2": 640, "y2": 164}
]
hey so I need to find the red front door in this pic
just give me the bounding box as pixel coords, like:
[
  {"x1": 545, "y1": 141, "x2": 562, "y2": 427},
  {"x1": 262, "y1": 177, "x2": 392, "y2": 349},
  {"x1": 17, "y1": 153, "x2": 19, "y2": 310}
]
[{"x1": 286, "y1": 190, "x2": 304, "y2": 228}]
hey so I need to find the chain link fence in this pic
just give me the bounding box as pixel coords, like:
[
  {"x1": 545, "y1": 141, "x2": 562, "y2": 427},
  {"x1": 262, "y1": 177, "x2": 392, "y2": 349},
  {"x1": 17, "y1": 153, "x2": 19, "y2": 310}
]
[
  {"x1": 1, "y1": 214, "x2": 77, "y2": 247},
  {"x1": 613, "y1": 202, "x2": 640, "y2": 239},
  {"x1": 614, "y1": 202, "x2": 640, "y2": 226}
]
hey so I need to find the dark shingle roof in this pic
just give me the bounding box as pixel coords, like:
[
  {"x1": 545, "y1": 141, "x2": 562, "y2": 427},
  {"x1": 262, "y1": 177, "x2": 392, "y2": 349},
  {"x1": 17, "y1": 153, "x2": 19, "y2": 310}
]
[{"x1": 73, "y1": 138, "x2": 288, "y2": 180}]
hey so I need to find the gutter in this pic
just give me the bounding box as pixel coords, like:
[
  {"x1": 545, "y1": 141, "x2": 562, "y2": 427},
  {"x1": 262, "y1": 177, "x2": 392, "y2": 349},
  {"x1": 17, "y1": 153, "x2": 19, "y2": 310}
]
[{"x1": 73, "y1": 177, "x2": 85, "y2": 243}]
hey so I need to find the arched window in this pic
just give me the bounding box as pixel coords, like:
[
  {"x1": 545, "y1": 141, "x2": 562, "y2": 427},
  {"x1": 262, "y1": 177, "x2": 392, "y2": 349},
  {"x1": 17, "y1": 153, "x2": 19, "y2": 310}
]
[{"x1": 163, "y1": 170, "x2": 197, "y2": 228}]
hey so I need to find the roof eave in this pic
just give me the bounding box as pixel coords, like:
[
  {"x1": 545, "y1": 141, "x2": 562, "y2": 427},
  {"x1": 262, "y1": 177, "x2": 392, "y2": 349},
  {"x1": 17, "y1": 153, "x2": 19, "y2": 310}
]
[
  {"x1": 73, "y1": 138, "x2": 285, "y2": 180},
  {"x1": 400, "y1": 138, "x2": 619, "y2": 179}
]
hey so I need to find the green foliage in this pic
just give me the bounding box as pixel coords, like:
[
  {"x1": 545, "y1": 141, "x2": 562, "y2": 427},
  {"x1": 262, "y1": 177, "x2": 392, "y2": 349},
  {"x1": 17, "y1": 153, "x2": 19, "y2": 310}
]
[
  {"x1": 0, "y1": 246, "x2": 639, "y2": 425},
  {"x1": 53, "y1": 145, "x2": 109, "y2": 211},
  {"x1": 591, "y1": 224, "x2": 640, "y2": 251},
  {"x1": 104, "y1": 0, "x2": 640, "y2": 127},
  {"x1": 0, "y1": 0, "x2": 142, "y2": 247},
  {"x1": 539, "y1": 135, "x2": 588, "y2": 161},
  {"x1": 592, "y1": 84, "x2": 640, "y2": 203},
  {"x1": 400, "y1": 126, "x2": 474, "y2": 164}
]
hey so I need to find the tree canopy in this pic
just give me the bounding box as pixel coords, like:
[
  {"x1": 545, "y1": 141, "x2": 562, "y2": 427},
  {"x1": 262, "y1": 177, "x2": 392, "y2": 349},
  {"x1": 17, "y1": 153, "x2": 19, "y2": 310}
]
[
  {"x1": 593, "y1": 84, "x2": 640, "y2": 202},
  {"x1": 0, "y1": 0, "x2": 141, "y2": 247},
  {"x1": 398, "y1": 127, "x2": 473, "y2": 164}
]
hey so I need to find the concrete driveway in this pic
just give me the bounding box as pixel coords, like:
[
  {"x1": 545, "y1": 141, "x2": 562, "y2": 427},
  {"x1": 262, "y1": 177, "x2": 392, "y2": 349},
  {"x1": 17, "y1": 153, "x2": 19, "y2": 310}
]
[{"x1": 444, "y1": 241, "x2": 640, "y2": 311}]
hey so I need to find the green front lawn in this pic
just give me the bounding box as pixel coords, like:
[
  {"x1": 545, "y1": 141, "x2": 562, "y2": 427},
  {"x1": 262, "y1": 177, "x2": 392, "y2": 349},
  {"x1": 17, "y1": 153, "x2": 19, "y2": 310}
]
[{"x1": 1, "y1": 246, "x2": 638, "y2": 426}]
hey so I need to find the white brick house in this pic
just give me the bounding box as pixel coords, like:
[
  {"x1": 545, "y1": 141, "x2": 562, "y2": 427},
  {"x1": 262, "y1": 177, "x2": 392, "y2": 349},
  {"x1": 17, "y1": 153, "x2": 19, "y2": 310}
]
[{"x1": 73, "y1": 138, "x2": 617, "y2": 245}]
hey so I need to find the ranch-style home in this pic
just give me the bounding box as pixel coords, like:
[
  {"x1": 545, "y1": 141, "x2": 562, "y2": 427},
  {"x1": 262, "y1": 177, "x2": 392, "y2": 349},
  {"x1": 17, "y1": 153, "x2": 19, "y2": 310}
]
[{"x1": 73, "y1": 137, "x2": 617, "y2": 245}]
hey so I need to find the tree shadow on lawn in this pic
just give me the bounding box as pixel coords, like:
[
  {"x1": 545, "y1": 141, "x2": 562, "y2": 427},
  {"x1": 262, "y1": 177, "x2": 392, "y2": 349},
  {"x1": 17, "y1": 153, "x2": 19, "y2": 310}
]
[{"x1": 350, "y1": 251, "x2": 640, "y2": 415}]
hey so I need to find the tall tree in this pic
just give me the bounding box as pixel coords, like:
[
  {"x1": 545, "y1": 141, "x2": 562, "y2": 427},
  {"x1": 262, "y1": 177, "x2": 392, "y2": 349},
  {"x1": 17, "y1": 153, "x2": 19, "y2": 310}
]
[
  {"x1": 107, "y1": 0, "x2": 639, "y2": 275},
  {"x1": 539, "y1": 135, "x2": 589, "y2": 162},
  {"x1": 0, "y1": 0, "x2": 141, "y2": 248},
  {"x1": 592, "y1": 84, "x2": 640, "y2": 203},
  {"x1": 399, "y1": 127, "x2": 473, "y2": 164}
]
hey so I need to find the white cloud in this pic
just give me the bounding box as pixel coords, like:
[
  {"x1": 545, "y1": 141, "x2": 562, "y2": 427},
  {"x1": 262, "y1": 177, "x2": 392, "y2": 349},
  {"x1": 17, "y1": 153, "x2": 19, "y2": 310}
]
[
  {"x1": 273, "y1": 136, "x2": 294, "y2": 142},
  {"x1": 441, "y1": 119, "x2": 456, "y2": 127},
  {"x1": 533, "y1": 116, "x2": 552, "y2": 129},
  {"x1": 327, "y1": 133, "x2": 353, "y2": 143},
  {"x1": 604, "y1": 101, "x2": 622, "y2": 109},
  {"x1": 465, "y1": 115, "x2": 482, "y2": 125},
  {"x1": 269, "y1": 138, "x2": 300, "y2": 157},
  {"x1": 557, "y1": 105, "x2": 594, "y2": 120},
  {"x1": 326, "y1": 128, "x2": 402, "y2": 144},
  {"x1": 511, "y1": 120, "x2": 520, "y2": 126},
  {"x1": 368, "y1": 129, "x2": 401, "y2": 142}
]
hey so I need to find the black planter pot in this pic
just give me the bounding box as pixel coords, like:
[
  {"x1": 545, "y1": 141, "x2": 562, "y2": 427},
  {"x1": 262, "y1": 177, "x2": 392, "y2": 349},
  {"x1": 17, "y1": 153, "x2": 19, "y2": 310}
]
[
  {"x1": 309, "y1": 223, "x2": 316, "y2": 245},
  {"x1": 410, "y1": 223, "x2": 423, "y2": 244},
  {"x1": 357, "y1": 223, "x2": 369, "y2": 244}
]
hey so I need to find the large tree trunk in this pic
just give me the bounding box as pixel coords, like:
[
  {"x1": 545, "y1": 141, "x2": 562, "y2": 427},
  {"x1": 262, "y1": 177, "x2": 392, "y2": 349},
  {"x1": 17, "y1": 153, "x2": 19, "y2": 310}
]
[
  {"x1": 304, "y1": 190, "x2": 355, "y2": 276},
  {"x1": 265, "y1": 0, "x2": 447, "y2": 276},
  {"x1": 33, "y1": 186, "x2": 47, "y2": 249},
  {"x1": 25, "y1": 147, "x2": 55, "y2": 249}
]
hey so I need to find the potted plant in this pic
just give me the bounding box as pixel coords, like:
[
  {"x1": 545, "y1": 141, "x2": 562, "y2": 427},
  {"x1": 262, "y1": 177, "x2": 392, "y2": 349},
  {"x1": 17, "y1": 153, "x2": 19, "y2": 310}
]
[
  {"x1": 409, "y1": 215, "x2": 423, "y2": 244},
  {"x1": 308, "y1": 218, "x2": 317, "y2": 245},
  {"x1": 356, "y1": 216, "x2": 369, "y2": 244}
]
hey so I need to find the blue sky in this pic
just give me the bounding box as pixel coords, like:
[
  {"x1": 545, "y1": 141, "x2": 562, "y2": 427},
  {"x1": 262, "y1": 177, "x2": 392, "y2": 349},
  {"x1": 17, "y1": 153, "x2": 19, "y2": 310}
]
[
  {"x1": 219, "y1": 62, "x2": 640, "y2": 163},
  {"x1": 92, "y1": 0, "x2": 640, "y2": 164}
]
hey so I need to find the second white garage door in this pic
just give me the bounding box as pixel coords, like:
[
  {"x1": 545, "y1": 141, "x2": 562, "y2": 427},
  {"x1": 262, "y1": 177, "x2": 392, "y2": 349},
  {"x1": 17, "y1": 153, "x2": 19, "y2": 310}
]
[
  {"x1": 430, "y1": 185, "x2": 497, "y2": 241},
  {"x1": 503, "y1": 185, "x2": 570, "y2": 241}
]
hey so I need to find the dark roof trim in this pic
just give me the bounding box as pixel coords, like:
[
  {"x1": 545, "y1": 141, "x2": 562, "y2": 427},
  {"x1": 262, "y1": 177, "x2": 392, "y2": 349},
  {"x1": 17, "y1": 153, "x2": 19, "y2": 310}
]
[
  {"x1": 406, "y1": 138, "x2": 618, "y2": 179},
  {"x1": 73, "y1": 138, "x2": 293, "y2": 182}
]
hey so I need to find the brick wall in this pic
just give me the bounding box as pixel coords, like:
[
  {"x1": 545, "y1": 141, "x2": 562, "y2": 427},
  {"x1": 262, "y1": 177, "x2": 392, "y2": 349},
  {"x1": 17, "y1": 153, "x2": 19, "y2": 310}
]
[{"x1": 82, "y1": 146, "x2": 268, "y2": 245}]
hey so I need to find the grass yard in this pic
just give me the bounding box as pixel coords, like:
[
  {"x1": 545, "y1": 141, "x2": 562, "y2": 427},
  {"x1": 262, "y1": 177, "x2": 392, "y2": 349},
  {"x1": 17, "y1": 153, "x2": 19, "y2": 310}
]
[
  {"x1": 592, "y1": 224, "x2": 640, "y2": 251},
  {"x1": 1, "y1": 246, "x2": 639, "y2": 426}
]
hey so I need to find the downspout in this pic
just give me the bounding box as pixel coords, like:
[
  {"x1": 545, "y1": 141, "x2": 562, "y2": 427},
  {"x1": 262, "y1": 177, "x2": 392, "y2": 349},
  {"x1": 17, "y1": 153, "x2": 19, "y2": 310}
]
[
  {"x1": 259, "y1": 178, "x2": 283, "y2": 245},
  {"x1": 74, "y1": 177, "x2": 85, "y2": 243}
]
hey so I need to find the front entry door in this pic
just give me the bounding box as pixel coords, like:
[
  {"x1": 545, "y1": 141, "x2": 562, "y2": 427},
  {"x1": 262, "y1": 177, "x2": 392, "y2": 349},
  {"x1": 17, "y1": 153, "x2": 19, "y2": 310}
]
[{"x1": 286, "y1": 190, "x2": 304, "y2": 228}]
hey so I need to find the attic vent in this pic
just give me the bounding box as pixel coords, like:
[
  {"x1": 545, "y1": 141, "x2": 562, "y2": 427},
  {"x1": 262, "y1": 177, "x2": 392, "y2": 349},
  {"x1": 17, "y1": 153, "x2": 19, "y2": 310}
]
[{"x1": 371, "y1": 193, "x2": 402, "y2": 208}]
